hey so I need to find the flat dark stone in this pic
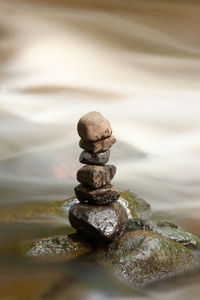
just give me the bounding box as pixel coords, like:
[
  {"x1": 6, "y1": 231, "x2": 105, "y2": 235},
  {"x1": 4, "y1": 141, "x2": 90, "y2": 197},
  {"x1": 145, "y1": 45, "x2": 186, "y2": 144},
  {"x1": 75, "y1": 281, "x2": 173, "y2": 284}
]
[
  {"x1": 79, "y1": 135, "x2": 116, "y2": 153},
  {"x1": 79, "y1": 149, "x2": 110, "y2": 165},
  {"x1": 69, "y1": 202, "x2": 128, "y2": 242},
  {"x1": 74, "y1": 184, "x2": 120, "y2": 205},
  {"x1": 77, "y1": 165, "x2": 116, "y2": 189}
]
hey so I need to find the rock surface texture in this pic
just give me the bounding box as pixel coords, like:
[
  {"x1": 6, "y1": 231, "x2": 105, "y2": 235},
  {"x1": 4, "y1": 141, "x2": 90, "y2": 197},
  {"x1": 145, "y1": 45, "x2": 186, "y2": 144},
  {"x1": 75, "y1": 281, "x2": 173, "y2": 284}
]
[
  {"x1": 105, "y1": 230, "x2": 198, "y2": 287},
  {"x1": 70, "y1": 111, "x2": 123, "y2": 242}
]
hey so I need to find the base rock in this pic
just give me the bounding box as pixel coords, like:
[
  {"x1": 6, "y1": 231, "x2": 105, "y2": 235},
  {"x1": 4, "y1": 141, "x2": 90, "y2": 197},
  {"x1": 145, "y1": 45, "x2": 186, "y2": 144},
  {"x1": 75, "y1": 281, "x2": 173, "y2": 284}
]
[
  {"x1": 28, "y1": 191, "x2": 200, "y2": 287},
  {"x1": 69, "y1": 202, "x2": 128, "y2": 242}
]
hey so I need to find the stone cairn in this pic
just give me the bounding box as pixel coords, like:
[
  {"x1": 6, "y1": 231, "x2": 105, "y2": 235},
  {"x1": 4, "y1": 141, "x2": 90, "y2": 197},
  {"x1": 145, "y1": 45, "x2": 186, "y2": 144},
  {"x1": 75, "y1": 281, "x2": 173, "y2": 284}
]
[{"x1": 69, "y1": 111, "x2": 128, "y2": 242}]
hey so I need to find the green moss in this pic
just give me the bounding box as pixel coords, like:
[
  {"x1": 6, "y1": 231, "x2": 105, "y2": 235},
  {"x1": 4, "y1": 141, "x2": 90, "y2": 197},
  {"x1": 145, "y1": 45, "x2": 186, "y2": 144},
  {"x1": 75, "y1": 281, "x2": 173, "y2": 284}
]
[
  {"x1": 126, "y1": 219, "x2": 200, "y2": 249},
  {"x1": 120, "y1": 191, "x2": 152, "y2": 219},
  {"x1": 108, "y1": 230, "x2": 198, "y2": 286}
]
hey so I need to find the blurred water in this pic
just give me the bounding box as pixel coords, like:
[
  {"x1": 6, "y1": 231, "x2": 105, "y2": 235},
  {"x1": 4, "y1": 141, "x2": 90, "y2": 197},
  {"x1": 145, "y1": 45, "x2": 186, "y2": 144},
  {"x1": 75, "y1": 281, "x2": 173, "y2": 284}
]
[{"x1": 0, "y1": 0, "x2": 200, "y2": 299}]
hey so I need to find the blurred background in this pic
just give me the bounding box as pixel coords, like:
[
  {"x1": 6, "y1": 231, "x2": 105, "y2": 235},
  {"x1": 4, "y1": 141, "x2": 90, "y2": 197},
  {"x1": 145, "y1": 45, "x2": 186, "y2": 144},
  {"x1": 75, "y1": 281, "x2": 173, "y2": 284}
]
[{"x1": 0, "y1": 0, "x2": 200, "y2": 299}]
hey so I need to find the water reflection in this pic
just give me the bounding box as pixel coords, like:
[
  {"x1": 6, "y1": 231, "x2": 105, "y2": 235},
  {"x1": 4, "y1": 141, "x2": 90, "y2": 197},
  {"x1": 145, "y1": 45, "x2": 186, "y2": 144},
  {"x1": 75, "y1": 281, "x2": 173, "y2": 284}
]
[{"x1": 0, "y1": 0, "x2": 200, "y2": 299}]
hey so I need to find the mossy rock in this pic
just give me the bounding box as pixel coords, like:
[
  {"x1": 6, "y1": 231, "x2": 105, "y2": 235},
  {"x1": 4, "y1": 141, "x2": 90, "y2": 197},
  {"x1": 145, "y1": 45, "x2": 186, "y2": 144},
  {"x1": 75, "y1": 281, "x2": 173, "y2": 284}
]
[
  {"x1": 28, "y1": 233, "x2": 93, "y2": 259},
  {"x1": 28, "y1": 191, "x2": 200, "y2": 286},
  {"x1": 119, "y1": 191, "x2": 152, "y2": 219},
  {"x1": 126, "y1": 219, "x2": 200, "y2": 249},
  {"x1": 104, "y1": 230, "x2": 199, "y2": 287},
  {"x1": 62, "y1": 191, "x2": 152, "y2": 221}
]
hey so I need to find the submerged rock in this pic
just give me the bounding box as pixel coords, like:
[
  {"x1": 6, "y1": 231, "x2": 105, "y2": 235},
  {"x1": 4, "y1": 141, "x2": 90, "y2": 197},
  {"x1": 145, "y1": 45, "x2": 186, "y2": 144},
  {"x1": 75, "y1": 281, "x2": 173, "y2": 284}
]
[
  {"x1": 74, "y1": 184, "x2": 120, "y2": 205},
  {"x1": 69, "y1": 202, "x2": 128, "y2": 242},
  {"x1": 28, "y1": 233, "x2": 93, "y2": 258}
]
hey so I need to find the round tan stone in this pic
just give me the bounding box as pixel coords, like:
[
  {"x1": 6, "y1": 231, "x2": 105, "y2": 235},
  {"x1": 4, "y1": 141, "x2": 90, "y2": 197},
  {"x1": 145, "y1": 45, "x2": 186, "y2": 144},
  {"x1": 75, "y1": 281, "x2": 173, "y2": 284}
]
[{"x1": 77, "y1": 111, "x2": 112, "y2": 142}]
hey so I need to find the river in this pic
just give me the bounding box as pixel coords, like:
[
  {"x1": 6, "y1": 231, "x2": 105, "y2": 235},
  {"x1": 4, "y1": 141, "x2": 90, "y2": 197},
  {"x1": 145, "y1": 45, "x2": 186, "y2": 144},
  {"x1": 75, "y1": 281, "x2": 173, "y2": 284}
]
[{"x1": 0, "y1": 0, "x2": 200, "y2": 299}]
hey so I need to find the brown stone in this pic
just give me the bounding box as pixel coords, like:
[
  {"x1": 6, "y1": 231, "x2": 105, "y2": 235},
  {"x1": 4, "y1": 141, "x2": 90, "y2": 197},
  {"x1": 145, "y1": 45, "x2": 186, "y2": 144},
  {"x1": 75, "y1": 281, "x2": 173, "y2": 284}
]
[
  {"x1": 69, "y1": 202, "x2": 128, "y2": 242},
  {"x1": 74, "y1": 184, "x2": 120, "y2": 205},
  {"x1": 77, "y1": 111, "x2": 112, "y2": 142},
  {"x1": 79, "y1": 135, "x2": 116, "y2": 153},
  {"x1": 77, "y1": 165, "x2": 116, "y2": 189}
]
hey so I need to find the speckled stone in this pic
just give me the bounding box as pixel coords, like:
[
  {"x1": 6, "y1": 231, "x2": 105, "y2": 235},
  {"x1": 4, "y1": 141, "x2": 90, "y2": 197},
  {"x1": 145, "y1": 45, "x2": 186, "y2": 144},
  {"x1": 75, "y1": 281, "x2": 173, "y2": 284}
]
[
  {"x1": 27, "y1": 233, "x2": 93, "y2": 258},
  {"x1": 77, "y1": 111, "x2": 112, "y2": 142},
  {"x1": 79, "y1": 135, "x2": 116, "y2": 153},
  {"x1": 69, "y1": 202, "x2": 128, "y2": 242},
  {"x1": 79, "y1": 149, "x2": 110, "y2": 165},
  {"x1": 77, "y1": 165, "x2": 116, "y2": 189},
  {"x1": 107, "y1": 230, "x2": 198, "y2": 286},
  {"x1": 74, "y1": 184, "x2": 120, "y2": 205}
]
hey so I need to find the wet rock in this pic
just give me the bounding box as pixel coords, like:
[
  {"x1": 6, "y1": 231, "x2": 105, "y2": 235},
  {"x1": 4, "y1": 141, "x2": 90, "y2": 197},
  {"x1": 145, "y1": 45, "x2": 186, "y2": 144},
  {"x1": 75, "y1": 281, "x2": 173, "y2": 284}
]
[
  {"x1": 77, "y1": 111, "x2": 112, "y2": 142},
  {"x1": 74, "y1": 184, "x2": 120, "y2": 205},
  {"x1": 126, "y1": 219, "x2": 200, "y2": 249},
  {"x1": 119, "y1": 191, "x2": 152, "y2": 220},
  {"x1": 109, "y1": 230, "x2": 199, "y2": 286},
  {"x1": 90, "y1": 230, "x2": 199, "y2": 287},
  {"x1": 80, "y1": 135, "x2": 116, "y2": 153},
  {"x1": 28, "y1": 230, "x2": 199, "y2": 286},
  {"x1": 77, "y1": 165, "x2": 116, "y2": 189},
  {"x1": 79, "y1": 149, "x2": 110, "y2": 165},
  {"x1": 28, "y1": 233, "x2": 93, "y2": 258},
  {"x1": 28, "y1": 191, "x2": 200, "y2": 287},
  {"x1": 69, "y1": 202, "x2": 128, "y2": 242}
]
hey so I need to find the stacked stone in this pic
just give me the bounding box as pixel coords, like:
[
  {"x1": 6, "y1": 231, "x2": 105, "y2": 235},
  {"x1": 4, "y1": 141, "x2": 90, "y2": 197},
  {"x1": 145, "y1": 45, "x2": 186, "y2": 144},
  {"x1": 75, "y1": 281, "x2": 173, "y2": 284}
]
[{"x1": 69, "y1": 111, "x2": 128, "y2": 242}]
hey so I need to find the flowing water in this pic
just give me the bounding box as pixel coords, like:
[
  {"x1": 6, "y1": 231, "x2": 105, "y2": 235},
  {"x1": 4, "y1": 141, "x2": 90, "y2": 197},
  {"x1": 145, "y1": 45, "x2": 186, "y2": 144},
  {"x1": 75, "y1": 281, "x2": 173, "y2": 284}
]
[{"x1": 0, "y1": 0, "x2": 200, "y2": 299}]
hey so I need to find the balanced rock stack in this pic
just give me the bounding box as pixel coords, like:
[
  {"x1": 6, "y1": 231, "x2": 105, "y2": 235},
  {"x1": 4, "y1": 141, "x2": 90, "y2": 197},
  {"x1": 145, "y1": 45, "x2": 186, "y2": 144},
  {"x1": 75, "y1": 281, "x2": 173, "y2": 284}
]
[{"x1": 69, "y1": 111, "x2": 128, "y2": 242}]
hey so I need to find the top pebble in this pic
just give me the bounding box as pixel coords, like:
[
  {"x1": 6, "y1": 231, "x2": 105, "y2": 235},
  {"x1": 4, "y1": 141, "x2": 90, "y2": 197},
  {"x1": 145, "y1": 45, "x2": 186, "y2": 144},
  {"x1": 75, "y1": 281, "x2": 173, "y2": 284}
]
[{"x1": 77, "y1": 111, "x2": 112, "y2": 141}]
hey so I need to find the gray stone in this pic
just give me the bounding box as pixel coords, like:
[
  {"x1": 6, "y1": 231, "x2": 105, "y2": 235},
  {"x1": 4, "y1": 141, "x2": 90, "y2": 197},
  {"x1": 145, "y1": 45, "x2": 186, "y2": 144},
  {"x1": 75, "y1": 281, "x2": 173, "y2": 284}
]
[
  {"x1": 126, "y1": 219, "x2": 200, "y2": 249},
  {"x1": 79, "y1": 135, "x2": 116, "y2": 153},
  {"x1": 79, "y1": 149, "x2": 110, "y2": 165},
  {"x1": 105, "y1": 230, "x2": 199, "y2": 287},
  {"x1": 77, "y1": 111, "x2": 112, "y2": 142},
  {"x1": 74, "y1": 184, "x2": 120, "y2": 205},
  {"x1": 28, "y1": 233, "x2": 93, "y2": 257},
  {"x1": 69, "y1": 202, "x2": 128, "y2": 242},
  {"x1": 77, "y1": 165, "x2": 116, "y2": 189}
]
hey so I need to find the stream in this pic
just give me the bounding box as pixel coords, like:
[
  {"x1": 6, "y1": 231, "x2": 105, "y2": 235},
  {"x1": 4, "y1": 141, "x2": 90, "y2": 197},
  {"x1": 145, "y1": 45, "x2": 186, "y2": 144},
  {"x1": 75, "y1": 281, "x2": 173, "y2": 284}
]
[{"x1": 0, "y1": 0, "x2": 200, "y2": 299}]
